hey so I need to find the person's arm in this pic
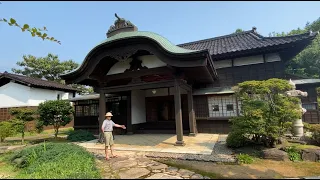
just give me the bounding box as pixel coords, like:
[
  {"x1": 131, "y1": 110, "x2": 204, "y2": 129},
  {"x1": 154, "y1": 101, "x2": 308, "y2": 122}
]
[
  {"x1": 112, "y1": 121, "x2": 126, "y2": 129},
  {"x1": 101, "y1": 120, "x2": 106, "y2": 132}
]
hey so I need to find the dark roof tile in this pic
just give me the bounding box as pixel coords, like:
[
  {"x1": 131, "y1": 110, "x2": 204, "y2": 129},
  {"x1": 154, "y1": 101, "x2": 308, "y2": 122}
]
[
  {"x1": 0, "y1": 72, "x2": 77, "y2": 92},
  {"x1": 178, "y1": 29, "x2": 318, "y2": 59}
]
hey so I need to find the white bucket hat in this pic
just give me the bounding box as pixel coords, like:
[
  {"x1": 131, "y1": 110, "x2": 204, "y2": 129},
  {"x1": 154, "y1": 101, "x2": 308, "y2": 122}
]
[{"x1": 105, "y1": 112, "x2": 113, "y2": 117}]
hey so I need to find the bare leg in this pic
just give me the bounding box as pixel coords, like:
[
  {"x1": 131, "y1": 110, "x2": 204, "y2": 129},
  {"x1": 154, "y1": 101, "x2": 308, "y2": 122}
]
[
  {"x1": 110, "y1": 145, "x2": 118, "y2": 158},
  {"x1": 105, "y1": 146, "x2": 110, "y2": 160}
]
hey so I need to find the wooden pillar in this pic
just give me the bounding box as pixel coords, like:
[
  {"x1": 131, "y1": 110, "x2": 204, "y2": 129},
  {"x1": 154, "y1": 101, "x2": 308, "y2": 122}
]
[
  {"x1": 188, "y1": 90, "x2": 197, "y2": 136},
  {"x1": 98, "y1": 90, "x2": 106, "y2": 143},
  {"x1": 126, "y1": 92, "x2": 133, "y2": 135},
  {"x1": 174, "y1": 79, "x2": 185, "y2": 146}
]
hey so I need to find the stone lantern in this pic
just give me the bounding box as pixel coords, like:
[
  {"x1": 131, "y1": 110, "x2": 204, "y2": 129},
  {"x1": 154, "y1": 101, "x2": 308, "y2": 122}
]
[{"x1": 286, "y1": 79, "x2": 307, "y2": 138}]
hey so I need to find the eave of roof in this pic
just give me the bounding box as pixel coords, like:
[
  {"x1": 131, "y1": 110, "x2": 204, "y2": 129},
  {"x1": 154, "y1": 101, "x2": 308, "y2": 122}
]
[
  {"x1": 0, "y1": 72, "x2": 78, "y2": 92},
  {"x1": 292, "y1": 79, "x2": 320, "y2": 85},
  {"x1": 61, "y1": 31, "x2": 209, "y2": 78},
  {"x1": 193, "y1": 86, "x2": 234, "y2": 95}
]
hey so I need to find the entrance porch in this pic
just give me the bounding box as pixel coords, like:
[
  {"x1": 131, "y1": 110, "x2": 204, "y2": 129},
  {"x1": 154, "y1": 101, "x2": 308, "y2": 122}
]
[{"x1": 77, "y1": 133, "x2": 219, "y2": 155}]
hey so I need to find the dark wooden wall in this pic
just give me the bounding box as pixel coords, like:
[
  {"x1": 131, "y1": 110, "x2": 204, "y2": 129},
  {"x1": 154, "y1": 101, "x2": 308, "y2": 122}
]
[{"x1": 202, "y1": 61, "x2": 285, "y2": 88}]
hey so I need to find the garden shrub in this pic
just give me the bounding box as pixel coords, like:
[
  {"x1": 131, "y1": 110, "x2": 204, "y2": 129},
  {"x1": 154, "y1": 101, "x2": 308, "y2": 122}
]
[
  {"x1": 0, "y1": 121, "x2": 15, "y2": 142},
  {"x1": 309, "y1": 124, "x2": 320, "y2": 145},
  {"x1": 9, "y1": 142, "x2": 101, "y2": 179},
  {"x1": 67, "y1": 130, "x2": 96, "y2": 142},
  {"x1": 227, "y1": 79, "x2": 302, "y2": 148},
  {"x1": 237, "y1": 153, "x2": 255, "y2": 164},
  {"x1": 226, "y1": 131, "x2": 247, "y2": 148},
  {"x1": 284, "y1": 146, "x2": 302, "y2": 162}
]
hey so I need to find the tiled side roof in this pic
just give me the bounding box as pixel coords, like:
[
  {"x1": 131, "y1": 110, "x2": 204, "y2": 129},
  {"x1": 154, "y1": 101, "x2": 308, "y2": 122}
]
[
  {"x1": 178, "y1": 29, "x2": 319, "y2": 58},
  {"x1": 0, "y1": 72, "x2": 77, "y2": 92}
]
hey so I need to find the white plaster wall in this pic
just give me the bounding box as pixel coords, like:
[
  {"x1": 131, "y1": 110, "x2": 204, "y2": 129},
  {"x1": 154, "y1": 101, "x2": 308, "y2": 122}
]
[
  {"x1": 107, "y1": 55, "x2": 166, "y2": 75},
  {"x1": 265, "y1": 53, "x2": 281, "y2": 62},
  {"x1": 0, "y1": 82, "x2": 29, "y2": 108},
  {"x1": 0, "y1": 82, "x2": 73, "y2": 108},
  {"x1": 131, "y1": 89, "x2": 146, "y2": 125},
  {"x1": 214, "y1": 53, "x2": 282, "y2": 69},
  {"x1": 214, "y1": 59, "x2": 232, "y2": 69},
  {"x1": 234, "y1": 55, "x2": 264, "y2": 66}
]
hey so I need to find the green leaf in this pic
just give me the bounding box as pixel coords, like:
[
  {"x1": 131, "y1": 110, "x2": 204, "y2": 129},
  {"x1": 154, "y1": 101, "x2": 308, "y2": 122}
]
[
  {"x1": 23, "y1": 24, "x2": 29, "y2": 29},
  {"x1": 42, "y1": 33, "x2": 47, "y2": 38},
  {"x1": 10, "y1": 18, "x2": 16, "y2": 24}
]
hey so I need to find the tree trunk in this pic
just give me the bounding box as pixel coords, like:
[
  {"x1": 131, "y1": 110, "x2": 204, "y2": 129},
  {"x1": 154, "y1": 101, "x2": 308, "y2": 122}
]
[
  {"x1": 21, "y1": 131, "x2": 24, "y2": 144},
  {"x1": 54, "y1": 125, "x2": 60, "y2": 139}
]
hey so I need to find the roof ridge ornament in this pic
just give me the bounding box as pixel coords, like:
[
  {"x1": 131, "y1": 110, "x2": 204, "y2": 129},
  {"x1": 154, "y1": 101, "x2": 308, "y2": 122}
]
[{"x1": 106, "y1": 13, "x2": 138, "y2": 38}]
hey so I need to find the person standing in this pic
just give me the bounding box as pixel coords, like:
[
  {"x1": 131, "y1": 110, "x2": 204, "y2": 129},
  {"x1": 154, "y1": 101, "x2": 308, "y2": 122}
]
[{"x1": 101, "y1": 112, "x2": 126, "y2": 160}]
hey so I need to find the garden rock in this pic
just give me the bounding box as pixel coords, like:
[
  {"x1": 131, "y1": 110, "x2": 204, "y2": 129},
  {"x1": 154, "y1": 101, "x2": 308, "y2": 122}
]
[
  {"x1": 262, "y1": 148, "x2": 289, "y2": 161},
  {"x1": 146, "y1": 173, "x2": 183, "y2": 179},
  {"x1": 191, "y1": 174, "x2": 204, "y2": 179},
  {"x1": 301, "y1": 149, "x2": 320, "y2": 162},
  {"x1": 118, "y1": 168, "x2": 150, "y2": 179}
]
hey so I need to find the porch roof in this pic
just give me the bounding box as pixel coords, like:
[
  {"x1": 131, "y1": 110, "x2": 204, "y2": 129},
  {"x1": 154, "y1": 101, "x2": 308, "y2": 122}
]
[
  {"x1": 292, "y1": 79, "x2": 320, "y2": 86},
  {"x1": 193, "y1": 86, "x2": 234, "y2": 95},
  {"x1": 61, "y1": 31, "x2": 211, "y2": 79}
]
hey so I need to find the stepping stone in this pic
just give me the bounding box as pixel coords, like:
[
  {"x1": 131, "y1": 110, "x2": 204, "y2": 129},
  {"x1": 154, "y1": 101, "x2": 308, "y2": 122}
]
[
  {"x1": 119, "y1": 168, "x2": 150, "y2": 179},
  {"x1": 146, "y1": 173, "x2": 183, "y2": 179},
  {"x1": 166, "y1": 167, "x2": 179, "y2": 173},
  {"x1": 191, "y1": 174, "x2": 204, "y2": 179},
  {"x1": 178, "y1": 169, "x2": 195, "y2": 178},
  {"x1": 150, "y1": 163, "x2": 168, "y2": 170},
  {"x1": 111, "y1": 160, "x2": 137, "y2": 170}
]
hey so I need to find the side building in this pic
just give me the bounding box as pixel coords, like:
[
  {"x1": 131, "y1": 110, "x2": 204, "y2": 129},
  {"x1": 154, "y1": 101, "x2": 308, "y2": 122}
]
[{"x1": 0, "y1": 71, "x2": 78, "y2": 130}]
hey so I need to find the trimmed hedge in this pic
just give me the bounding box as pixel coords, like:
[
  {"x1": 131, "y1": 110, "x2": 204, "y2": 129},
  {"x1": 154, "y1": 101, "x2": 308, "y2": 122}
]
[{"x1": 67, "y1": 130, "x2": 96, "y2": 142}]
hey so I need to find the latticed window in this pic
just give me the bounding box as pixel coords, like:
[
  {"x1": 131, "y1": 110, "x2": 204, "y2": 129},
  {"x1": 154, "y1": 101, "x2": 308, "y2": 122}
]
[{"x1": 207, "y1": 95, "x2": 239, "y2": 117}]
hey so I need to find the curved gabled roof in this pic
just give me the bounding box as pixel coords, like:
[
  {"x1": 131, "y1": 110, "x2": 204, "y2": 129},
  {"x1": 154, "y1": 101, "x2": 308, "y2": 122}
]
[
  {"x1": 95, "y1": 31, "x2": 201, "y2": 54},
  {"x1": 61, "y1": 31, "x2": 210, "y2": 77}
]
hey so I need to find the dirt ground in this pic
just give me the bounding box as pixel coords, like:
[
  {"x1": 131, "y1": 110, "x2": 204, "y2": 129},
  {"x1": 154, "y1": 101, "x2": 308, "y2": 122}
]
[{"x1": 161, "y1": 159, "x2": 320, "y2": 179}]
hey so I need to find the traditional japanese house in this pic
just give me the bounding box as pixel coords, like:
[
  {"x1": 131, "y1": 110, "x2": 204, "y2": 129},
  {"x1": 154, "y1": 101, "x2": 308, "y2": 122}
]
[{"x1": 61, "y1": 14, "x2": 319, "y2": 145}]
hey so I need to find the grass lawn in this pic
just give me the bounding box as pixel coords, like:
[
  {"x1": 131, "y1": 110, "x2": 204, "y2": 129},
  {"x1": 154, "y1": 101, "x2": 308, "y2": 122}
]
[{"x1": 0, "y1": 142, "x2": 101, "y2": 179}]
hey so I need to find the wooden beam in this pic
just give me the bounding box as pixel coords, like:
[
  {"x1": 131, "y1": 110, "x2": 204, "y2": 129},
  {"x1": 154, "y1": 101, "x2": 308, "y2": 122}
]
[
  {"x1": 104, "y1": 67, "x2": 174, "y2": 83},
  {"x1": 101, "y1": 80, "x2": 176, "y2": 94},
  {"x1": 174, "y1": 78, "x2": 185, "y2": 146},
  {"x1": 126, "y1": 93, "x2": 133, "y2": 135}
]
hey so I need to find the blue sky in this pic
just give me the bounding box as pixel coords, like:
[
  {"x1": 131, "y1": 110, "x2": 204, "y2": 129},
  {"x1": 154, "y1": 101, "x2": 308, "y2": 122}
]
[{"x1": 1, "y1": 1, "x2": 320, "y2": 72}]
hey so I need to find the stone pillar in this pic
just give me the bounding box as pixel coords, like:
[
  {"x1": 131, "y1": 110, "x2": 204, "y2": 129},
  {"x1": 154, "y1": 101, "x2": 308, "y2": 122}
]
[
  {"x1": 98, "y1": 90, "x2": 106, "y2": 143},
  {"x1": 188, "y1": 90, "x2": 197, "y2": 136},
  {"x1": 174, "y1": 79, "x2": 185, "y2": 146}
]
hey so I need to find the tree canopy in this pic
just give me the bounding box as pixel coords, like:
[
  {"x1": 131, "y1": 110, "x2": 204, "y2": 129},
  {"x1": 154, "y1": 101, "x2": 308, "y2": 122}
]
[
  {"x1": 227, "y1": 78, "x2": 301, "y2": 148},
  {"x1": 269, "y1": 17, "x2": 320, "y2": 79},
  {"x1": 37, "y1": 100, "x2": 74, "y2": 138},
  {"x1": 12, "y1": 53, "x2": 93, "y2": 95}
]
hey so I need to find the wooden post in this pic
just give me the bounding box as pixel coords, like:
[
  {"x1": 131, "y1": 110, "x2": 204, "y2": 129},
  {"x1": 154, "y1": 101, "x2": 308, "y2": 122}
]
[
  {"x1": 188, "y1": 90, "x2": 197, "y2": 136},
  {"x1": 174, "y1": 79, "x2": 185, "y2": 146},
  {"x1": 126, "y1": 92, "x2": 133, "y2": 135},
  {"x1": 98, "y1": 90, "x2": 106, "y2": 143}
]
